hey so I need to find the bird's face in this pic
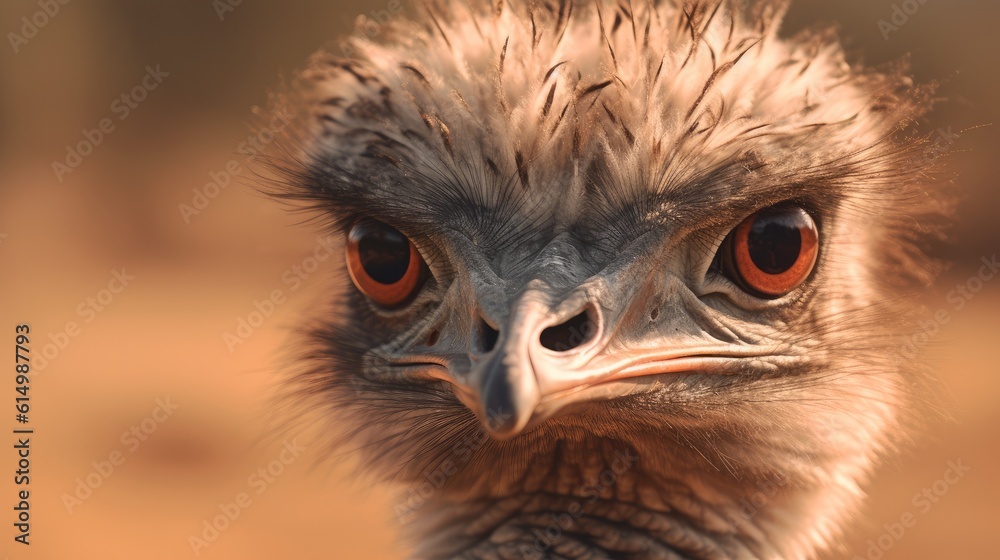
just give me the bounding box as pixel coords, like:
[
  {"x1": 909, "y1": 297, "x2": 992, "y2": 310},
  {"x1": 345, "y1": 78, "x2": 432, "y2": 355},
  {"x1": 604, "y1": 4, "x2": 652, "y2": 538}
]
[
  {"x1": 345, "y1": 198, "x2": 824, "y2": 440},
  {"x1": 272, "y1": 5, "x2": 946, "y2": 547}
]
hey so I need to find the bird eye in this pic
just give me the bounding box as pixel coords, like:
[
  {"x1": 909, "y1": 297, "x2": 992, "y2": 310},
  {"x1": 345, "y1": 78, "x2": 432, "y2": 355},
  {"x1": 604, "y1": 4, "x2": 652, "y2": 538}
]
[
  {"x1": 345, "y1": 219, "x2": 427, "y2": 307},
  {"x1": 717, "y1": 204, "x2": 819, "y2": 298}
]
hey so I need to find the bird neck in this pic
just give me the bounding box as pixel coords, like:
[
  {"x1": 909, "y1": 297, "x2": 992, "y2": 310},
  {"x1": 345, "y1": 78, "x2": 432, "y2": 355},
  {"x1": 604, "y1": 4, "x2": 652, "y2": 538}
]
[{"x1": 397, "y1": 444, "x2": 811, "y2": 559}]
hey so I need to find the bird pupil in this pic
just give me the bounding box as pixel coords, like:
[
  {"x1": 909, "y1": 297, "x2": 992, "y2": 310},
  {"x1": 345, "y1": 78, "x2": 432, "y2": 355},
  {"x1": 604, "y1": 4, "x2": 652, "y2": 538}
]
[
  {"x1": 747, "y1": 213, "x2": 802, "y2": 275},
  {"x1": 358, "y1": 226, "x2": 410, "y2": 284}
]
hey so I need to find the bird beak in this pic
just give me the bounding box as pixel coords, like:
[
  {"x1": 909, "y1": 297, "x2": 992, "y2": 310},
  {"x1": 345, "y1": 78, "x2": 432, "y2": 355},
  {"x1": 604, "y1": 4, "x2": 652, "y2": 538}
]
[
  {"x1": 466, "y1": 298, "x2": 545, "y2": 438},
  {"x1": 445, "y1": 267, "x2": 751, "y2": 440},
  {"x1": 461, "y1": 291, "x2": 603, "y2": 440}
]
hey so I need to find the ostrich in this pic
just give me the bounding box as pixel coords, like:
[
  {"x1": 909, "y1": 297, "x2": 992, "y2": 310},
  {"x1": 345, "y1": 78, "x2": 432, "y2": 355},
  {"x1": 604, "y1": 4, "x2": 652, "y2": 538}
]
[{"x1": 265, "y1": 1, "x2": 950, "y2": 558}]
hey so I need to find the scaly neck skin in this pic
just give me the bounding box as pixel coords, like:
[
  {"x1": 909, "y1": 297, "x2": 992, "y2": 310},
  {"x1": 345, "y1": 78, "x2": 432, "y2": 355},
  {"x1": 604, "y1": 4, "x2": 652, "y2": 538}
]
[{"x1": 399, "y1": 444, "x2": 809, "y2": 560}]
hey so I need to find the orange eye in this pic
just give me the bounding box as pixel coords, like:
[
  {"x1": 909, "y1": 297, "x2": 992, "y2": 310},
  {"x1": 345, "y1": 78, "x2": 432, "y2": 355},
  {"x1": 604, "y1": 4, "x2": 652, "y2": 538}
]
[
  {"x1": 345, "y1": 219, "x2": 427, "y2": 307},
  {"x1": 723, "y1": 205, "x2": 819, "y2": 298}
]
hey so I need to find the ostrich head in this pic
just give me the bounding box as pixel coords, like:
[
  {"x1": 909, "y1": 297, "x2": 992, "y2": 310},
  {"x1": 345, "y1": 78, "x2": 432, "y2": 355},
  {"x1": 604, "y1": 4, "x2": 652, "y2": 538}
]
[{"x1": 267, "y1": 1, "x2": 950, "y2": 558}]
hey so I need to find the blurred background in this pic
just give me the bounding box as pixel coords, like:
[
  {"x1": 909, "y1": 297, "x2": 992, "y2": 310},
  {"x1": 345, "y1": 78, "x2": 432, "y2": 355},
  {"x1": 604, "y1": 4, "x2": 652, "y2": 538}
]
[{"x1": 0, "y1": 1, "x2": 996, "y2": 558}]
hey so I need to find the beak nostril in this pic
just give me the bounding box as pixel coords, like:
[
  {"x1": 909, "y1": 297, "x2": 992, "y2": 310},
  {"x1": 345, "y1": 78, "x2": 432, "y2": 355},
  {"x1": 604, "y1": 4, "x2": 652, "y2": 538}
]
[
  {"x1": 539, "y1": 308, "x2": 597, "y2": 353},
  {"x1": 476, "y1": 319, "x2": 500, "y2": 353}
]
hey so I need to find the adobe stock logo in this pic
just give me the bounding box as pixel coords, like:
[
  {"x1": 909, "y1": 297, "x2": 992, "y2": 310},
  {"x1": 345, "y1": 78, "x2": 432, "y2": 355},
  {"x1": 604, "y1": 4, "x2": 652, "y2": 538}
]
[
  {"x1": 212, "y1": 0, "x2": 245, "y2": 22},
  {"x1": 877, "y1": 0, "x2": 931, "y2": 41},
  {"x1": 7, "y1": 0, "x2": 72, "y2": 54},
  {"x1": 61, "y1": 397, "x2": 180, "y2": 514},
  {"x1": 898, "y1": 254, "x2": 998, "y2": 359},
  {"x1": 188, "y1": 440, "x2": 306, "y2": 556},
  {"x1": 51, "y1": 65, "x2": 169, "y2": 183},
  {"x1": 853, "y1": 459, "x2": 971, "y2": 560},
  {"x1": 339, "y1": 0, "x2": 405, "y2": 58}
]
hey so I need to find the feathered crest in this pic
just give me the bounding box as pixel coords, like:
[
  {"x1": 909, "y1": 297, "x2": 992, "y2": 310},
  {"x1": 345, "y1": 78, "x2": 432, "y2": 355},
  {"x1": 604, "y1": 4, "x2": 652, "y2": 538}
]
[{"x1": 264, "y1": 0, "x2": 944, "y2": 270}]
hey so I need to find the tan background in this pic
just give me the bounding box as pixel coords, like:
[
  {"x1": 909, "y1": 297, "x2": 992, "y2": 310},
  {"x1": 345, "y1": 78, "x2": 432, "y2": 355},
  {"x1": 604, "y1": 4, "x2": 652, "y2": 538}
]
[{"x1": 0, "y1": 1, "x2": 997, "y2": 558}]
